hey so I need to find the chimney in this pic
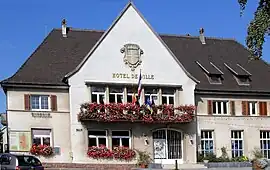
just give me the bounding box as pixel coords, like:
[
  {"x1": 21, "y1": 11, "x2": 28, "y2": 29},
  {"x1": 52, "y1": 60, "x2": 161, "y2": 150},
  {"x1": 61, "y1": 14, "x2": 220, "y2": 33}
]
[
  {"x1": 61, "y1": 19, "x2": 67, "y2": 38},
  {"x1": 199, "y1": 28, "x2": 206, "y2": 44}
]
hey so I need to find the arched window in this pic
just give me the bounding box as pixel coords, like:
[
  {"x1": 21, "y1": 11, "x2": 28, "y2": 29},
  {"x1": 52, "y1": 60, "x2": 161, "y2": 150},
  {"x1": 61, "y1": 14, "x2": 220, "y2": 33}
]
[{"x1": 153, "y1": 129, "x2": 182, "y2": 161}]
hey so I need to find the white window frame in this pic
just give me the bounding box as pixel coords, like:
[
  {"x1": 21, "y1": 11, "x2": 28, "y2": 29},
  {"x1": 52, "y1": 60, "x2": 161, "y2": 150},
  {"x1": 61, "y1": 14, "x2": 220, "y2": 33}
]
[
  {"x1": 144, "y1": 88, "x2": 158, "y2": 105},
  {"x1": 161, "y1": 94, "x2": 175, "y2": 105},
  {"x1": 109, "y1": 87, "x2": 124, "y2": 103},
  {"x1": 91, "y1": 86, "x2": 106, "y2": 104},
  {"x1": 260, "y1": 131, "x2": 270, "y2": 159},
  {"x1": 248, "y1": 101, "x2": 258, "y2": 116},
  {"x1": 212, "y1": 100, "x2": 229, "y2": 115},
  {"x1": 231, "y1": 130, "x2": 244, "y2": 158},
  {"x1": 88, "y1": 130, "x2": 108, "y2": 147},
  {"x1": 200, "y1": 130, "x2": 214, "y2": 156},
  {"x1": 111, "y1": 130, "x2": 131, "y2": 148},
  {"x1": 30, "y1": 95, "x2": 50, "y2": 111},
  {"x1": 31, "y1": 129, "x2": 52, "y2": 146},
  {"x1": 127, "y1": 93, "x2": 138, "y2": 103}
]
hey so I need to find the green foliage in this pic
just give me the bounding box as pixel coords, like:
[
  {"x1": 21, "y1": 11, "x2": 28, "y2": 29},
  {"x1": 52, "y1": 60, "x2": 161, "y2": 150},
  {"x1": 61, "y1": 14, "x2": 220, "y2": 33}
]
[
  {"x1": 197, "y1": 147, "x2": 249, "y2": 163},
  {"x1": 238, "y1": 0, "x2": 270, "y2": 59},
  {"x1": 135, "y1": 150, "x2": 153, "y2": 167},
  {"x1": 252, "y1": 147, "x2": 264, "y2": 159}
]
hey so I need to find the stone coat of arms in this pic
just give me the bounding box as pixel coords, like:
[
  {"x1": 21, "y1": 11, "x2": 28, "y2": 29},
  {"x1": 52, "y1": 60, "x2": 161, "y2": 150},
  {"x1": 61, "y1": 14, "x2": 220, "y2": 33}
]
[{"x1": 120, "y1": 43, "x2": 143, "y2": 71}]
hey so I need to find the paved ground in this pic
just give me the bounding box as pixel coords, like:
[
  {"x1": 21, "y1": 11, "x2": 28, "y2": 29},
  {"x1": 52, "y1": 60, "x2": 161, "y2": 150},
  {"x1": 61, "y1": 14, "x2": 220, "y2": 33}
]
[{"x1": 45, "y1": 168, "x2": 254, "y2": 170}]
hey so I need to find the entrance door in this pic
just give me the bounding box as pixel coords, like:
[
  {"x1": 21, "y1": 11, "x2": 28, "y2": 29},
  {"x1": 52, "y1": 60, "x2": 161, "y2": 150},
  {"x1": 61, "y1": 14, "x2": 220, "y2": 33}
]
[{"x1": 153, "y1": 129, "x2": 183, "y2": 164}]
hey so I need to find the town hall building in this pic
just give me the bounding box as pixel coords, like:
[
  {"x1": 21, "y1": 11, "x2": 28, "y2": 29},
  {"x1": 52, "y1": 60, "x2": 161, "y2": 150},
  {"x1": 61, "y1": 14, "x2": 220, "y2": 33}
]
[{"x1": 1, "y1": 2, "x2": 270, "y2": 169}]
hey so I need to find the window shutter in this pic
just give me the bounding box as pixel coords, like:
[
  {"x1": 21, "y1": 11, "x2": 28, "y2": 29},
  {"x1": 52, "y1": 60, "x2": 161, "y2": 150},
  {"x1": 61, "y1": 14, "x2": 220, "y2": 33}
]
[
  {"x1": 230, "y1": 101, "x2": 235, "y2": 116},
  {"x1": 24, "y1": 94, "x2": 30, "y2": 110},
  {"x1": 207, "y1": 100, "x2": 212, "y2": 115},
  {"x1": 259, "y1": 102, "x2": 267, "y2": 116},
  {"x1": 242, "y1": 101, "x2": 248, "y2": 115},
  {"x1": 51, "y1": 95, "x2": 57, "y2": 111}
]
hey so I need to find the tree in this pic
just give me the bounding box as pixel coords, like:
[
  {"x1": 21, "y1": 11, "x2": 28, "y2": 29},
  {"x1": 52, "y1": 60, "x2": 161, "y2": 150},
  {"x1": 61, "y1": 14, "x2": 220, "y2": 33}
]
[{"x1": 238, "y1": 0, "x2": 270, "y2": 60}]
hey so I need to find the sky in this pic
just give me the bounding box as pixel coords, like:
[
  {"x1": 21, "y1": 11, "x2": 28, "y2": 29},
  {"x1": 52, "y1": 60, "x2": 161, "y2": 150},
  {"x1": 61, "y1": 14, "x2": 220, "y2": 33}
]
[{"x1": 0, "y1": 0, "x2": 269, "y2": 113}]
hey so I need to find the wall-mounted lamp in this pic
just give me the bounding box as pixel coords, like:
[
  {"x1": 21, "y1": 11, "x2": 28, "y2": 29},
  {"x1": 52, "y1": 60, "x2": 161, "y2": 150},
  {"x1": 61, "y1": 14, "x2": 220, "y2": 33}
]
[{"x1": 144, "y1": 138, "x2": 149, "y2": 145}]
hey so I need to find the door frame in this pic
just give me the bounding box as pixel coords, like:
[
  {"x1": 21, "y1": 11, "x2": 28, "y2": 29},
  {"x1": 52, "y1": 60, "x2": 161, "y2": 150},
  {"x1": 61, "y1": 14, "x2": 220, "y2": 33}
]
[{"x1": 152, "y1": 128, "x2": 184, "y2": 164}]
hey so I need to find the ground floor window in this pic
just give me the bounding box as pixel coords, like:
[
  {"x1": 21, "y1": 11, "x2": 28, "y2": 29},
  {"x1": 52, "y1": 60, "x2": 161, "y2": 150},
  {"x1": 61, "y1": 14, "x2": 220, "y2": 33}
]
[
  {"x1": 231, "y1": 130, "x2": 243, "y2": 158},
  {"x1": 200, "y1": 130, "x2": 214, "y2": 156},
  {"x1": 31, "y1": 129, "x2": 51, "y2": 146},
  {"x1": 88, "y1": 130, "x2": 107, "y2": 147},
  {"x1": 112, "y1": 130, "x2": 131, "y2": 148},
  {"x1": 260, "y1": 131, "x2": 270, "y2": 159},
  {"x1": 153, "y1": 129, "x2": 182, "y2": 160}
]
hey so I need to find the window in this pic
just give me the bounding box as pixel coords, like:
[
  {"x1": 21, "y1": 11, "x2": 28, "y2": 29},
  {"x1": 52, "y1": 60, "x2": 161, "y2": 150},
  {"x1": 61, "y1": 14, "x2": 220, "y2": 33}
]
[
  {"x1": 208, "y1": 74, "x2": 222, "y2": 84},
  {"x1": 30, "y1": 95, "x2": 49, "y2": 110},
  {"x1": 127, "y1": 87, "x2": 138, "y2": 103},
  {"x1": 231, "y1": 130, "x2": 243, "y2": 158},
  {"x1": 235, "y1": 76, "x2": 250, "y2": 86},
  {"x1": 260, "y1": 131, "x2": 270, "y2": 159},
  {"x1": 162, "y1": 88, "x2": 175, "y2": 105},
  {"x1": 32, "y1": 129, "x2": 52, "y2": 146},
  {"x1": 112, "y1": 131, "x2": 131, "y2": 148},
  {"x1": 109, "y1": 87, "x2": 123, "y2": 103},
  {"x1": 91, "y1": 86, "x2": 105, "y2": 104},
  {"x1": 17, "y1": 156, "x2": 42, "y2": 166},
  {"x1": 212, "y1": 101, "x2": 228, "y2": 114},
  {"x1": 248, "y1": 101, "x2": 258, "y2": 115},
  {"x1": 144, "y1": 88, "x2": 158, "y2": 105},
  {"x1": 200, "y1": 130, "x2": 214, "y2": 156},
  {"x1": 88, "y1": 130, "x2": 107, "y2": 147}
]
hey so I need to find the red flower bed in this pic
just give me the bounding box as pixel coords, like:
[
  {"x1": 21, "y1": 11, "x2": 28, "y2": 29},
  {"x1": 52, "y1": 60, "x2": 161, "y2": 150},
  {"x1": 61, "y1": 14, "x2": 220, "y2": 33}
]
[
  {"x1": 78, "y1": 102, "x2": 195, "y2": 123},
  {"x1": 87, "y1": 145, "x2": 136, "y2": 161},
  {"x1": 30, "y1": 144, "x2": 54, "y2": 157}
]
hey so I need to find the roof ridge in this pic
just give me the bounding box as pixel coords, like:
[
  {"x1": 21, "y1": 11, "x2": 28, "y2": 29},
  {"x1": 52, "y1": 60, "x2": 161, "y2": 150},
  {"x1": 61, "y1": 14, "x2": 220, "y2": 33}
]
[
  {"x1": 159, "y1": 33, "x2": 236, "y2": 41},
  {"x1": 54, "y1": 27, "x2": 106, "y2": 33},
  {"x1": 53, "y1": 27, "x2": 236, "y2": 41}
]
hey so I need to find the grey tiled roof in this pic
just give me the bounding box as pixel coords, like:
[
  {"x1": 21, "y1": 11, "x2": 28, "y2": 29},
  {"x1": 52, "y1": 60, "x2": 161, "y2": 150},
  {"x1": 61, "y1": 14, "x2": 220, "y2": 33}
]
[{"x1": 2, "y1": 28, "x2": 270, "y2": 93}]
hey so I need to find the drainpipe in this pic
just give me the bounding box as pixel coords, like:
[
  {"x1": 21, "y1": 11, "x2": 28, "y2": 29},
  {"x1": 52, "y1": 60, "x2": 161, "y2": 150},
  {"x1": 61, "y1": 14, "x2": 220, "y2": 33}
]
[{"x1": 194, "y1": 93, "x2": 199, "y2": 163}]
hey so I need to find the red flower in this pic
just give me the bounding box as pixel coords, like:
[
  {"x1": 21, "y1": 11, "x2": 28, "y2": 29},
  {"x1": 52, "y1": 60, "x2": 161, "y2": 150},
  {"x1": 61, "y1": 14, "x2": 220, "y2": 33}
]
[
  {"x1": 87, "y1": 146, "x2": 136, "y2": 161},
  {"x1": 78, "y1": 103, "x2": 195, "y2": 123},
  {"x1": 30, "y1": 144, "x2": 54, "y2": 157}
]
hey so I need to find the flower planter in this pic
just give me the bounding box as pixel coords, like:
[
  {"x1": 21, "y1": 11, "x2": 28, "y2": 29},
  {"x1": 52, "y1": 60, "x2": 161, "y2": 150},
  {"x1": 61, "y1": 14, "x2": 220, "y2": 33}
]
[
  {"x1": 203, "y1": 160, "x2": 209, "y2": 164},
  {"x1": 140, "y1": 164, "x2": 147, "y2": 168},
  {"x1": 78, "y1": 103, "x2": 195, "y2": 123},
  {"x1": 206, "y1": 162, "x2": 252, "y2": 168},
  {"x1": 87, "y1": 146, "x2": 136, "y2": 161}
]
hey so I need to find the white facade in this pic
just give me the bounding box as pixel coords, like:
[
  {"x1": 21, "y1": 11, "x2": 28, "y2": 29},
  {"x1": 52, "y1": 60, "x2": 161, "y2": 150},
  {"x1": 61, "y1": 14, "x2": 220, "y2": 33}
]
[
  {"x1": 2, "y1": 2, "x2": 270, "y2": 169},
  {"x1": 68, "y1": 3, "x2": 197, "y2": 164}
]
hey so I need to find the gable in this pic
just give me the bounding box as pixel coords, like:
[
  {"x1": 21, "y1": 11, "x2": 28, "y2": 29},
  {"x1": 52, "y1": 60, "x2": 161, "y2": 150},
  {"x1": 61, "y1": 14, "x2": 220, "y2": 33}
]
[{"x1": 68, "y1": 3, "x2": 197, "y2": 87}]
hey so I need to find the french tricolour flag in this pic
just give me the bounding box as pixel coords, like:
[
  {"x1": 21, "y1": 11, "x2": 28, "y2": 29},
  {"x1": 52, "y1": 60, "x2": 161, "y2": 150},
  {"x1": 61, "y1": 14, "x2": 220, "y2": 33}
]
[{"x1": 137, "y1": 70, "x2": 142, "y2": 100}]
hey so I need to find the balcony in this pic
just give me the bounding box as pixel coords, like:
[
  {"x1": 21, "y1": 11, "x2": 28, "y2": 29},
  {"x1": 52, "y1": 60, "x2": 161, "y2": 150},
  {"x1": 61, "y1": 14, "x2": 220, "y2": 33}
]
[{"x1": 78, "y1": 103, "x2": 195, "y2": 123}]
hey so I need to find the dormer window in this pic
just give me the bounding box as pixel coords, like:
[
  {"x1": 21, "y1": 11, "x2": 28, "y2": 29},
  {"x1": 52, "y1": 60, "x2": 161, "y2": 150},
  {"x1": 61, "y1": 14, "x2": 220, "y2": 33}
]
[
  {"x1": 236, "y1": 76, "x2": 250, "y2": 85},
  {"x1": 208, "y1": 74, "x2": 222, "y2": 84},
  {"x1": 224, "y1": 63, "x2": 251, "y2": 86},
  {"x1": 196, "y1": 61, "x2": 224, "y2": 85}
]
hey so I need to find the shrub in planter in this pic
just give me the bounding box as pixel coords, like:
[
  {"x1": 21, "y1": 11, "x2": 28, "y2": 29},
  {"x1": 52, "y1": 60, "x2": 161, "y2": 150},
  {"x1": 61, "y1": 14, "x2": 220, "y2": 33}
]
[{"x1": 136, "y1": 150, "x2": 152, "y2": 168}]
